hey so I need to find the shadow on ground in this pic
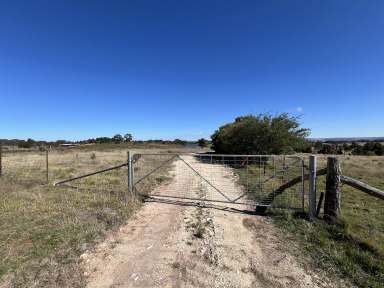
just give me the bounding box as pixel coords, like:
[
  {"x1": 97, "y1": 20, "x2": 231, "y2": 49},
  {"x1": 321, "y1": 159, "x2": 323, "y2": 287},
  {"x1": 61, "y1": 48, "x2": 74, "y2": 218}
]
[{"x1": 143, "y1": 196, "x2": 264, "y2": 216}]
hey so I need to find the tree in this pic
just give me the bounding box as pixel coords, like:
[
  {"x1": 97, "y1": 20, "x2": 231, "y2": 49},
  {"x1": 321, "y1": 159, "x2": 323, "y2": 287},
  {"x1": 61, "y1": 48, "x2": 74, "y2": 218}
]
[
  {"x1": 373, "y1": 142, "x2": 383, "y2": 156},
  {"x1": 112, "y1": 134, "x2": 123, "y2": 143},
  {"x1": 174, "y1": 139, "x2": 187, "y2": 146},
  {"x1": 197, "y1": 138, "x2": 208, "y2": 148},
  {"x1": 18, "y1": 138, "x2": 36, "y2": 148},
  {"x1": 362, "y1": 142, "x2": 383, "y2": 156},
  {"x1": 124, "y1": 133, "x2": 133, "y2": 142},
  {"x1": 342, "y1": 143, "x2": 351, "y2": 151},
  {"x1": 95, "y1": 137, "x2": 112, "y2": 144},
  {"x1": 318, "y1": 144, "x2": 343, "y2": 155},
  {"x1": 211, "y1": 113, "x2": 310, "y2": 155},
  {"x1": 314, "y1": 141, "x2": 324, "y2": 152}
]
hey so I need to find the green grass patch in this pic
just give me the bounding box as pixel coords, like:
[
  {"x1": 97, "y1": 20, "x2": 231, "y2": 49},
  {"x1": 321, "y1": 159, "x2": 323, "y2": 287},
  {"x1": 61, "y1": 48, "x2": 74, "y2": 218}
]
[
  {"x1": 271, "y1": 209, "x2": 383, "y2": 288},
  {"x1": 270, "y1": 155, "x2": 384, "y2": 288}
]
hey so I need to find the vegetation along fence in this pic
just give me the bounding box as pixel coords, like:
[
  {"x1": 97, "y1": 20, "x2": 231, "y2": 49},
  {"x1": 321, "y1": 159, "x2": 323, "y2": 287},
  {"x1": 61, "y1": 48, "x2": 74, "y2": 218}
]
[
  {"x1": 306, "y1": 155, "x2": 384, "y2": 221},
  {"x1": 0, "y1": 144, "x2": 383, "y2": 219}
]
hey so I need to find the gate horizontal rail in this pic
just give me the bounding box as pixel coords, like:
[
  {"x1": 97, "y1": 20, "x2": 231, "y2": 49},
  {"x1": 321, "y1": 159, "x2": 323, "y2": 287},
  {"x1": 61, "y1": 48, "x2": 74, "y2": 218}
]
[
  {"x1": 133, "y1": 153, "x2": 306, "y2": 209},
  {"x1": 54, "y1": 162, "x2": 128, "y2": 186},
  {"x1": 50, "y1": 152, "x2": 307, "y2": 211}
]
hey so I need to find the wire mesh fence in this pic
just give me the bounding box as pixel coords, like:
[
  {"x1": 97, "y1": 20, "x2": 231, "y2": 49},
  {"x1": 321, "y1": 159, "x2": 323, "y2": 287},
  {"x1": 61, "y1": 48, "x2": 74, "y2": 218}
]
[
  {"x1": 47, "y1": 150, "x2": 127, "y2": 182},
  {"x1": 133, "y1": 153, "x2": 177, "y2": 196},
  {"x1": 0, "y1": 149, "x2": 129, "y2": 185},
  {"x1": 133, "y1": 153, "x2": 305, "y2": 210},
  {"x1": 50, "y1": 151, "x2": 132, "y2": 206},
  {"x1": 0, "y1": 147, "x2": 307, "y2": 210},
  {"x1": 54, "y1": 163, "x2": 129, "y2": 204}
]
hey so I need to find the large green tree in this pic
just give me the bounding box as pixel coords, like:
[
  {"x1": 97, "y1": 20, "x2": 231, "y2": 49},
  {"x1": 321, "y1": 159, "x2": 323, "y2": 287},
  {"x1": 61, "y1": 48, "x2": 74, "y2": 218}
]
[
  {"x1": 211, "y1": 113, "x2": 310, "y2": 155},
  {"x1": 197, "y1": 138, "x2": 208, "y2": 148},
  {"x1": 112, "y1": 134, "x2": 123, "y2": 143}
]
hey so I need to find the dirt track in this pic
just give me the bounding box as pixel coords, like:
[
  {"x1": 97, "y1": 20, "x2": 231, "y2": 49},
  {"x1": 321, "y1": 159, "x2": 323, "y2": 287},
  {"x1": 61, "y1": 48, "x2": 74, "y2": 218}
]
[{"x1": 82, "y1": 156, "x2": 337, "y2": 288}]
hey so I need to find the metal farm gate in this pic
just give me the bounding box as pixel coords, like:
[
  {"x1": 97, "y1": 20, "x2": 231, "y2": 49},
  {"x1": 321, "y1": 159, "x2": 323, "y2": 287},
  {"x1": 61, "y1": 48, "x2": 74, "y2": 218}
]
[
  {"x1": 54, "y1": 153, "x2": 305, "y2": 210},
  {"x1": 132, "y1": 154, "x2": 305, "y2": 210}
]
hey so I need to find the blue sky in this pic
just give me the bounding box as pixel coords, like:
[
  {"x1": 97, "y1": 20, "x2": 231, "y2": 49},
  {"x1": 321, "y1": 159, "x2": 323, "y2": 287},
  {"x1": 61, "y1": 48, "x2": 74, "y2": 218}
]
[{"x1": 0, "y1": 0, "x2": 383, "y2": 141}]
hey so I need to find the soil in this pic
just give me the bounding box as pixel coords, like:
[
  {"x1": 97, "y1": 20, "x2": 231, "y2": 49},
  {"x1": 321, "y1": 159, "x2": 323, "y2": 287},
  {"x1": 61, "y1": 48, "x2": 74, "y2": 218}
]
[{"x1": 82, "y1": 156, "x2": 342, "y2": 288}]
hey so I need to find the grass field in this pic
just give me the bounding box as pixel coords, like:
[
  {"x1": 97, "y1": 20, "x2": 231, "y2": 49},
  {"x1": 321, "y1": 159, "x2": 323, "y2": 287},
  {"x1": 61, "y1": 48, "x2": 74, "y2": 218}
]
[
  {"x1": 272, "y1": 155, "x2": 384, "y2": 288},
  {"x1": 1, "y1": 148, "x2": 383, "y2": 287},
  {"x1": 0, "y1": 145, "x2": 191, "y2": 287}
]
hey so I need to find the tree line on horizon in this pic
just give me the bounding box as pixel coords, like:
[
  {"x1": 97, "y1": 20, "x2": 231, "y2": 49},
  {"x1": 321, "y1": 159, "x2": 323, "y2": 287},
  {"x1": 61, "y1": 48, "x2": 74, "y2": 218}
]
[
  {"x1": 0, "y1": 133, "x2": 133, "y2": 148},
  {"x1": 0, "y1": 133, "x2": 196, "y2": 149},
  {"x1": 307, "y1": 141, "x2": 384, "y2": 156},
  {"x1": 1, "y1": 113, "x2": 382, "y2": 156}
]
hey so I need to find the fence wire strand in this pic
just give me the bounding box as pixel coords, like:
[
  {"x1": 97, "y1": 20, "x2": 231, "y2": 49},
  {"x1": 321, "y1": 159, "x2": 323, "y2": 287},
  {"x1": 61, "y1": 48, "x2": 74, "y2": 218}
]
[
  {"x1": 1, "y1": 149, "x2": 306, "y2": 210},
  {"x1": 134, "y1": 154, "x2": 305, "y2": 209}
]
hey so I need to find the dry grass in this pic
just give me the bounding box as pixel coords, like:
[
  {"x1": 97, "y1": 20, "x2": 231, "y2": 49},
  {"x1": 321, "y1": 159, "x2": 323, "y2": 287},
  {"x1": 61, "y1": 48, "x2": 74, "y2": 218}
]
[
  {"x1": 0, "y1": 145, "x2": 195, "y2": 287},
  {"x1": 0, "y1": 180, "x2": 139, "y2": 287},
  {"x1": 3, "y1": 148, "x2": 382, "y2": 287},
  {"x1": 273, "y1": 155, "x2": 384, "y2": 288}
]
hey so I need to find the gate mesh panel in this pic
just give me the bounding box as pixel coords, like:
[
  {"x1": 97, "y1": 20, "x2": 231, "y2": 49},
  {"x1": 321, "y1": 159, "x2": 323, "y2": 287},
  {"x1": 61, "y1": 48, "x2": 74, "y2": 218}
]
[{"x1": 134, "y1": 154, "x2": 304, "y2": 209}]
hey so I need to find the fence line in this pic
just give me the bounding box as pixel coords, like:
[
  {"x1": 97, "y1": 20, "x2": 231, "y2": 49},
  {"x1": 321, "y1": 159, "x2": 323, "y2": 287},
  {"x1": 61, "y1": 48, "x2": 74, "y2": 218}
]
[
  {"x1": 54, "y1": 162, "x2": 129, "y2": 186},
  {"x1": 1, "y1": 146, "x2": 382, "y2": 218},
  {"x1": 306, "y1": 155, "x2": 384, "y2": 223},
  {"x1": 340, "y1": 175, "x2": 384, "y2": 200}
]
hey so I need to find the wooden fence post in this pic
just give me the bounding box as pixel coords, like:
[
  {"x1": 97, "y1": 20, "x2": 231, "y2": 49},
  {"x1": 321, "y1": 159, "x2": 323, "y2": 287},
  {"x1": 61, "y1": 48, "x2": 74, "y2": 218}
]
[
  {"x1": 324, "y1": 157, "x2": 341, "y2": 223},
  {"x1": 308, "y1": 155, "x2": 317, "y2": 220}
]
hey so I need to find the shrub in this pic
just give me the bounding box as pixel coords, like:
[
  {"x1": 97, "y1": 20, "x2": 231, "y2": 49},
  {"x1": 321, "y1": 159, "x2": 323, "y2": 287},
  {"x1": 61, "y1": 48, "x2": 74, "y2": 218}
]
[
  {"x1": 124, "y1": 133, "x2": 133, "y2": 142},
  {"x1": 174, "y1": 139, "x2": 187, "y2": 146},
  {"x1": 197, "y1": 138, "x2": 208, "y2": 148},
  {"x1": 112, "y1": 134, "x2": 123, "y2": 143},
  {"x1": 351, "y1": 142, "x2": 383, "y2": 156},
  {"x1": 211, "y1": 113, "x2": 310, "y2": 155}
]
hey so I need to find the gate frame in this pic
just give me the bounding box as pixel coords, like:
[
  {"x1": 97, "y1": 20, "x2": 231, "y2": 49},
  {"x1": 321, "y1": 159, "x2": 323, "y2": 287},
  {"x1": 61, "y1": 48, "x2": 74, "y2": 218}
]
[
  {"x1": 52, "y1": 151, "x2": 308, "y2": 212},
  {"x1": 132, "y1": 152, "x2": 306, "y2": 210}
]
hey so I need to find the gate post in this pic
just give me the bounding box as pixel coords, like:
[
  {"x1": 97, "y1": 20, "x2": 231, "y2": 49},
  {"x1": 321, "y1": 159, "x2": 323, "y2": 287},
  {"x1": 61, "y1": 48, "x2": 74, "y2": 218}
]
[
  {"x1": 324, "y1": 157, "x2": 341, "y2": 224},
  {"x1": 308, "y1": 155, "x2": 317, "y2": 220},
  {"x1": 127, "y1": 151, "x2": 134, "y2": 201}
]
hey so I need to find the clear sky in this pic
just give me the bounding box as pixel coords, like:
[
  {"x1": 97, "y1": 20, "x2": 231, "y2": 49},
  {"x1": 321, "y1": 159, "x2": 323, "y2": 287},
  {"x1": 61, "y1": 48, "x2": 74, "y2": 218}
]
[{"x1": 1, "y1": 0, "x2": 383, "y2": 141}]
